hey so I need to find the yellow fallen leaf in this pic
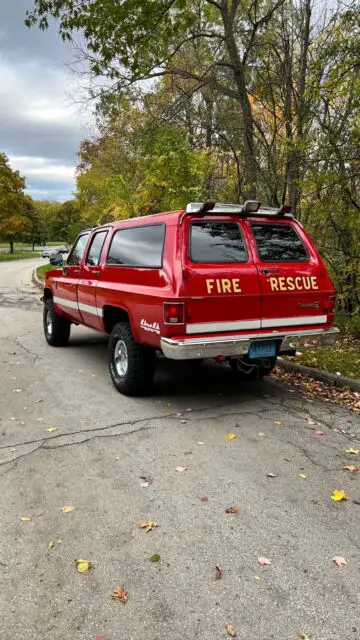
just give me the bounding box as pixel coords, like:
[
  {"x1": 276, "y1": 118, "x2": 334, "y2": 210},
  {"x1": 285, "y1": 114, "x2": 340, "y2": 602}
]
[
  {"x1": 48, "y1": 539, "x2": 62, "y2": 550},
  {"x1": 331, "y1": 489, "x2": 348, "y2": 502},
  {"x1": 47, "y1": 427, "x2": 57, "y2": 433},
  {"x1": 345, "y1": 448, "x2": 359, "y2": 455},
  {"x1": 226, "y1": 623, "x2": 236, "y2": 637},
  {"x1": 138, "y1": 520, "x2": 157, "y2": 532},
  {"x1": 298, "y1": 473, "x2": 307, "y2": 479},
  {"x1": 150, "y1": 553, "x2": 161, "y2": 562},
  {"x1": 60, "y1": 505, "x2": 75, "y2": 513},
  {"x1": 75, "y1": 559, "x2": 92, "y2": 573},
  {"x1": 224, "y1": 433, "x2": 237, "y2": 440},
  {"x1": 343, "y1": 465, "x2": 359, "y2": 473},
  {"x1": 298, "y1": 633, "x2": 311, "y2": 640},
  {"x1": 274, "y1": 421, "x2": 282, "y2": 425},
  {"x1": 255, "y1": 575, "x2": 261, "y2": 580},
  {"x1": 20, "y1": 516, "x2": 32, "y2": 522}
]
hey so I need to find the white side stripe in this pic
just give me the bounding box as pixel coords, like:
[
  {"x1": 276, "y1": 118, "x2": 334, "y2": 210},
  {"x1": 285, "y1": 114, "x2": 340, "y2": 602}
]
[
  {"x1": 53, "y1": 296, "x2": 78, "y2": 311},
  {"x1": 262, "y1": 315, "x2": 327, "y2": 328},
  {"x1": 186, "y1": 320, "x2": 261, "y2": 335},
  {"x1": 53, "y1": 296, "x2": 102, "y2": 317},
  {"x1": 186, "y1": 315, "x2": 327, "y2": 335}
]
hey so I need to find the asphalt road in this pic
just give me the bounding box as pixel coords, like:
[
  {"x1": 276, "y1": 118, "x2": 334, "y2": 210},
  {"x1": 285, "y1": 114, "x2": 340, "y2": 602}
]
[{"x1": 0, "y1": 259, "x2": 359, "y2": 640}]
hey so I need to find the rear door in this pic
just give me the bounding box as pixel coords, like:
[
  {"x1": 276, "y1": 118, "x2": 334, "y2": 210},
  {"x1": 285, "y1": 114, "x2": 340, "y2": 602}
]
[
  {"x1": 247, "y1": 219, "x2": 332, "y2": 329},
  {"x1": 182, "y1": 216, "x2": 261, "y2": 335}
]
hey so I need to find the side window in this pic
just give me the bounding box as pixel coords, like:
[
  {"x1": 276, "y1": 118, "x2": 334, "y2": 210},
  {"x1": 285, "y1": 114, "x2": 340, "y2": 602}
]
[
  {"x1": 251, "y1": 223, "x2": 308, "y2": 262},
  {"x1": 86, "y1": 231, "x2": 108, "y2": 266},
  {"x1": 67, "y1": 234, "x2": 89, "y2": 266},
  {"x1": 107, "y1": 225, "x2": 165, "y2": 268}
]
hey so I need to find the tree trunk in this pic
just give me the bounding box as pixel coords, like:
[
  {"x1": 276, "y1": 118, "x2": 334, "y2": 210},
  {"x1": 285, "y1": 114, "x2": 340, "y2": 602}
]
[
  {"x1": 9, "y1": 241, "x2": 14, "y2": 254},
  {"x1": 32, "y1": 241, "x2": 35, "y2": 251},
  {"x1": 222, "y1": 11, "x2": 257, "y2": 199},
  {"x1": 291, "y1": 0, "x2": 312, "y2": 218}
]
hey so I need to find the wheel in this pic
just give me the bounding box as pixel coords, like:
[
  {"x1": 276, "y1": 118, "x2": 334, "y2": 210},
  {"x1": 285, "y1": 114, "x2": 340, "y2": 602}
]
[
  {"x1": 43, "y1": 299, "x2": 71, "y2": 346},
  {"x1": 108, "y1": 322, "x2": 156, "y2": 396},
  {"x1": 230, "y1": 356, "x2": 277, "y2": 380}
]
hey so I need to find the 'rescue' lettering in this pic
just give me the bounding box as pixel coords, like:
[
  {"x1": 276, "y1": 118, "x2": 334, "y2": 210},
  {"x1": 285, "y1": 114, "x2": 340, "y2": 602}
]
[
  {"x1": 269, "y1": 276, "x2": 319, "y2": 292},
  {"x1": 206, "y1": 278, "x2": 242, "y2": 294}
]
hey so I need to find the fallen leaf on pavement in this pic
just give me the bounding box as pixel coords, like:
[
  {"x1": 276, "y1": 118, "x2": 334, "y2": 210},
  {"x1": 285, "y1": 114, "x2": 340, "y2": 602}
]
[
  {"x1": 332, "y1": 555, "x2": 346, "y2": 567},
  {"x1": 140, "y1": 481, "x2": 149, "y2": 488},
  {"x1": 35, "y1": 399, "x2": 43, "y2": 403},
  {"x1": 267, "y1": 472, "x2": 277, "y2": 478},
  {"x1": 343, "y1": 465, "x2": 359, "y2": 473},
  {"x1": 315, "y1": 430, "x2": 325, "y2": 436},
  {"x1": 215, "y1": 565, "x2": 222, "y2": 580},
  {"x1": 175, "y1": 466, "x2": 188, "y2": 473},
  {"x1": 48, "y1": 539, "x2": 62, "y2": 550},
  {"x1": 60, "y1": 505, "x2": 75, "y2": 513},
  {"x1": 345, "y1": 448, "x2": 359, "y2": 455},
  {"x1": 200, "y1": 496, "x2": 209, "y2": 502},
  {"x1": 139, "y1": 475, "x2": 153, "y2": 487},
  {"x1": 150, "y1": 553, "x2": 160, "y2": 562},
  {"x1": 274, "y1": 421, "x2": 282, "y2": 425},
  {"x1": 224, "y1": 433, "x2": 237, "y2": 440},
  {"x1": 298, "y1": 633, "x2": 311, "y2": 640},
  {"x1": 331, "y1": 489, "x2": 348, "y2": 501},
  {"x1": 13, "y1": 389, "x2": 23, "y2": 393},
  {"x1": 258, "y1": 557, "x2": 271, "y2": 566},
  {"x1": 111, "y1": 587, "x2": 128, "y2": 603},
  {"x1": 258, "y1": 432, "x2": 265, "y2": 436},
  {"x1": 20, "y1": 516, "x2": 32, "y2": 522},
  {"x1": 298, "y1": 473, "x2": 307, "y2": 479},
  {"x1": 75, "y1": 559, "x2": 92, "y2": 573},
  {"x1": 307, "y1": 419, "x2": 318, "y2": 426},
  {"x1": 225, "y1": 506, "x2": 240, "y2": 514},
  {"x1": 198, "y1": 441, "x2": 205, "y2": 445},
  {"x1": 226, "y1": 623, "x2": 236, "y2": 637},
  {"x1": 47, "y1": 427, "x2": 57, "y2": 433},
  {"x1": 138, "y1": 520, "x2": 157, "y2": 532}
]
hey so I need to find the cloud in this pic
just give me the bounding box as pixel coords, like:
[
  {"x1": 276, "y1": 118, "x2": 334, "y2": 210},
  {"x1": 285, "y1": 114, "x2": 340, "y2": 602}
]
[{"x1": 0, "y1": 0, "x2": 93, "y2": 201}]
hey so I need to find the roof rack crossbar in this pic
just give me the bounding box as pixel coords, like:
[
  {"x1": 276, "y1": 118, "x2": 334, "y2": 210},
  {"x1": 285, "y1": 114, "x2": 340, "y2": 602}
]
[{"x1": 185, "y1": 201, "x2": 292, "y2": 218}]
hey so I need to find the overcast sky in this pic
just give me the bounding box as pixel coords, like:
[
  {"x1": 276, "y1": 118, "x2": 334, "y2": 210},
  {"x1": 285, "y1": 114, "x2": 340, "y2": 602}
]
[{"x1": 0, "y1": 0, "x2": 92, "y2": 201}]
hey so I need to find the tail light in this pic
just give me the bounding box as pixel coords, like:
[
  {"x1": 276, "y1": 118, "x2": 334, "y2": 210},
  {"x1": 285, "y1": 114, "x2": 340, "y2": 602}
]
[
  {"x1": 328, "y1": 295, "x2": 335, "y2": 313},
  {"x1": 163, "y1": 302, "x2": 185, "y2": 324}
]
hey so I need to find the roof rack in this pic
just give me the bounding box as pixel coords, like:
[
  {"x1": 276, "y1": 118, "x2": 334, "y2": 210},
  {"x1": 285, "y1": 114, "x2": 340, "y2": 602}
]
[{"x1": 185, "y1": 201, "x2": 293, "y2": 218}]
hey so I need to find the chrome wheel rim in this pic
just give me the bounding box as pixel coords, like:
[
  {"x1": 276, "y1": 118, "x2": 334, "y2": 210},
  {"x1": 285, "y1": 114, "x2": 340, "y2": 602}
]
[
  {"x1": 46, "y1": 309, "x2": 53, "y2": 336},
  {"x1": 114, "y1": 339, "x2": 128, "y2": 377}
]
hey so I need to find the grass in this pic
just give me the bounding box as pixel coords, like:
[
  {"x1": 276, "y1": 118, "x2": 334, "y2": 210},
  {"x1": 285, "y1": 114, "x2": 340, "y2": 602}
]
[
  {"x1": 0, "y1": 242, "x2": 62, "y2": 249},
  {"x1": 36, "y1": 263, "x2": 54, "y2": 279},
  {"x1": 288, "y1": 337, "x2": 360, "y2": 380},
  {"x1": 0, "y1": 251, "x2": 42, "y2": 261}
]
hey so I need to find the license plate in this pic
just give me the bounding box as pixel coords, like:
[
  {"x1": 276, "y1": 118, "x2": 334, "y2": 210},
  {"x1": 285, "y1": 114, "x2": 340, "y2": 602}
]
[{"x1": 249, "y1": 340, "x2": 276, "y2": 359}]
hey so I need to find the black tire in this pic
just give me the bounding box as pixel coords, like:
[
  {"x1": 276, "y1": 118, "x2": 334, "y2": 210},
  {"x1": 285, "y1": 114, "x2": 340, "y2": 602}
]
[
  {"x1": 43, "y1": 299, "x2": 71, "y2": 346},
  {"x1": 230, "y1": 356, "x2": 277, "y2": 380},
  {"x1": 108, "y1": 322, "x2": 156, "y2": 396}
]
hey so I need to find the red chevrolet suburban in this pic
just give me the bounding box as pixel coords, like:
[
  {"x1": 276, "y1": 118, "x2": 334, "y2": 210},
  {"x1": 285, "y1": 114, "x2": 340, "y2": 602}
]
[{"x1": 42, "y1": 201, "x2": 339, "y2": 395}]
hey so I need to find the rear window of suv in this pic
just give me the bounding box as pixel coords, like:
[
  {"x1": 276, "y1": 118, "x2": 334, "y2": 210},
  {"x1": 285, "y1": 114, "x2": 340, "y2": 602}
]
[
  {"x1": 251, "y1": 223, "x2": 308, "y2": 262},
  {"x1": 190, "y1": 221, "x2": 247, "y2": 263}
]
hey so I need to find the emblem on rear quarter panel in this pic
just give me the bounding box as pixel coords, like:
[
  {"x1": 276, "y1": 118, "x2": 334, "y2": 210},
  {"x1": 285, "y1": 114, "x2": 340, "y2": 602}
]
[{"x1": 140, "y1": 319, "x2": 160, "y2": 334}]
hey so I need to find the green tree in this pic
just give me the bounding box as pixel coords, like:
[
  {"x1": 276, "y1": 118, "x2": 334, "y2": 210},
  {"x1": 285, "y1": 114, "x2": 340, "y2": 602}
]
[
  {"x1": 0, "y1": 152, "x2": 26, "y2": 253},
  {"x1": 20, "y1": 196, "x2": 48, "y2": 250}
]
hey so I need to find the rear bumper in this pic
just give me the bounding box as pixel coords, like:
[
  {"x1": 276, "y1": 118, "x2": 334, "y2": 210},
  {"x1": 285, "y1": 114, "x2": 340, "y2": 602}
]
[{"x1": 160, "y1": 327, "x2": 340, "y2": 360}]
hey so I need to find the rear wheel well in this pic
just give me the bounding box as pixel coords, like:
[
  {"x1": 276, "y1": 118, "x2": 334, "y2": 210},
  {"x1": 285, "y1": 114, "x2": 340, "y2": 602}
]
[{"x1": 103, "y1": 306, "x2": 130, "y2": 335}]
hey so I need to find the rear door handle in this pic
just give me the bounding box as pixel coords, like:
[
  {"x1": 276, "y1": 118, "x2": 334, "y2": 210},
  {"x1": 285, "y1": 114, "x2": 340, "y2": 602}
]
[
  {"x1": 93, "y1": 270, "x2": 100, "y2": 277},
  {"x1": 261, "y1": 268, "x2": 280, "y2": 275}
]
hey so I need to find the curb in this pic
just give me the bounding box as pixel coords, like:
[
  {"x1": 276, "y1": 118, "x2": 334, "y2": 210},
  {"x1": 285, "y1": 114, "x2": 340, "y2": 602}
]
[
  {"x1": 278, "y1": 359, "x2": 360, "y2": 392},
  {"x1": 32, "y1": 269, "x2": 43, "y2": 291}
]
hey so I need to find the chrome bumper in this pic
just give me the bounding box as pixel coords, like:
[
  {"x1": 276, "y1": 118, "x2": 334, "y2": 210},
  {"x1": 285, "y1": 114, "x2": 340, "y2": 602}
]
[{"x1": 160, "y1": 327, "x2": 340, "y2": 360}]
